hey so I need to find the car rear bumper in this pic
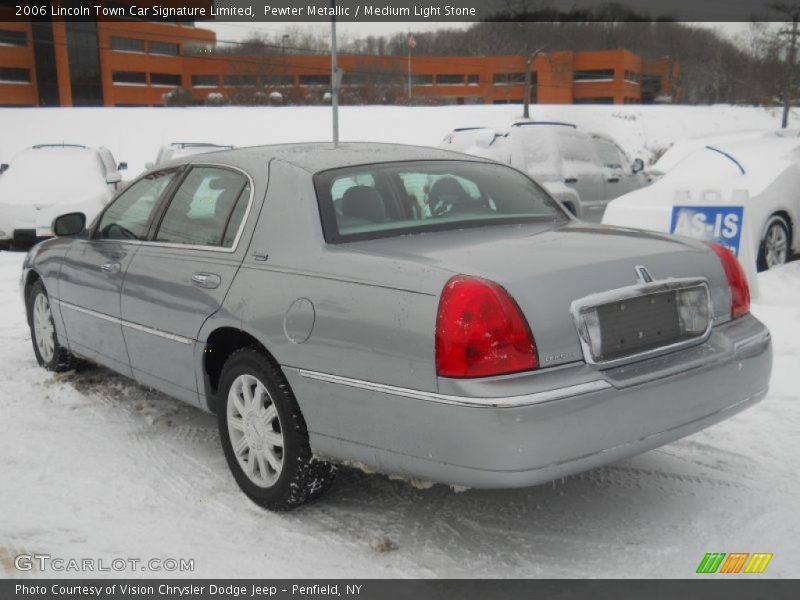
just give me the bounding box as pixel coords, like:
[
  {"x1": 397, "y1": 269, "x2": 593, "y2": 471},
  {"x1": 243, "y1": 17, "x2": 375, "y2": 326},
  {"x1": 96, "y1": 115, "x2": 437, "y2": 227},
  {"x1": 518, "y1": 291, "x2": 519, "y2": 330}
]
[{"x1": 286, "y1": 314, "x2": 771, "y2": 488}]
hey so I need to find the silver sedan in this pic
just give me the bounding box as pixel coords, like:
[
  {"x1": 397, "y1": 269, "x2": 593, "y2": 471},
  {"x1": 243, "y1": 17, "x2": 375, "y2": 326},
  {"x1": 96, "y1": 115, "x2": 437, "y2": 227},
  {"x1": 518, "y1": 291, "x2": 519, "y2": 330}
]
[{"x1": 22, "y1": 143, "x2": 772, "y2": 510}]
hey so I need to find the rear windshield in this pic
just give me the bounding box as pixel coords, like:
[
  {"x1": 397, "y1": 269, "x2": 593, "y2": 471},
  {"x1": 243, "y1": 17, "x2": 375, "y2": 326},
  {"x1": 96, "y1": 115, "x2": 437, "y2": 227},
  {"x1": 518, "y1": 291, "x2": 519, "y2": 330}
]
[{"x1": 314, "y1": 160, "x2": 568, "y2": 242}]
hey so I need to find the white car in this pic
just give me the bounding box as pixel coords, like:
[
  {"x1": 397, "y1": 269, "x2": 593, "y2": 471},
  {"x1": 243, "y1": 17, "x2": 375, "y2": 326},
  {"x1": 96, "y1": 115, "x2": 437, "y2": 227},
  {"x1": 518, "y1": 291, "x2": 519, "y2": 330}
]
[
  {"x1": 603, "y1": 137, "x2": 799, "y2": 270},
  {"x1": 440, "y1": 121, "x2": 648, "y2": 222},
  {"x1": 146, "y1": 142, "x2": 234, "y2": 169},
  {"x1": 0, "y1": 144, "x2": 125, "y2": 249},
  {"x1": 650, "y1": 128, "x2": 800, "y2": 179}
]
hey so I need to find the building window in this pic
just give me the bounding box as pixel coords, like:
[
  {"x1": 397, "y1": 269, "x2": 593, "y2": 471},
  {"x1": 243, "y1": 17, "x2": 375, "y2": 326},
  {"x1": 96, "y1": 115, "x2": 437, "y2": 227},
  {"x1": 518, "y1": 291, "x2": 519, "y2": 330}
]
[
  {"x1": 573, "y1": 69, "x2": 615, "y2": 82},
  {"x1": 110, "y1": 36, "x2": 144, "y2": 53},
  {"x1": 65, "y1": 22, "x2": 104, "y2": 106},
  {"x1": 493, "y1": 72, "x2": 528, "y2": 85},
  {"x1": 0, "y1": 67, "x2": 31, "y2": 83},
  {"x1": 191, "y1": 74, "x2": 218, "y2": 87},
  {"x1": 149, "y1": 41, "x2": 180, "y2": 56},
  {"x1": 0, "y1": 29, "x2": 27, "y2": 46},
  {"x1": 410, "y1": 74, "x2": 433, "y2": 86},
  {"x1": 298, "y1": 74, "x2": 329, "y2": 86},
  {"x1": 436, "y1": 74, "x2": 465, "y2": 85},
  {"x1": 112, "y1": 71, "x2": 147, "y2": 85},
  {"x1": 624, "y1": 70, "x2": 641, "y2": 84},
  {"x1": 263, "y1": 74, "x2": 293, "y2": 86},
  {"x1": 223, "y1": 74, "x2": 258, "y2": 87},
  {"x1": 151, "y1": 73, "x2": 182, "y2": 87},
  {"x1": 573, "y1": 97, "x2": 614, "y2": 104},
  {"x1": 467, "y1": 74, "x2": 479, "y2": 85}
]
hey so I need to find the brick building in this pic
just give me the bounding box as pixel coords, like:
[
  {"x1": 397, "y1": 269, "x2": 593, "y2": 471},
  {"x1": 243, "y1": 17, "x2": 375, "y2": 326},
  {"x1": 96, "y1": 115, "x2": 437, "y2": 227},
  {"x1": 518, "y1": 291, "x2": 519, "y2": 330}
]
[{"x1": 0, "y1": 19, "x2": 679, "y2": 107}]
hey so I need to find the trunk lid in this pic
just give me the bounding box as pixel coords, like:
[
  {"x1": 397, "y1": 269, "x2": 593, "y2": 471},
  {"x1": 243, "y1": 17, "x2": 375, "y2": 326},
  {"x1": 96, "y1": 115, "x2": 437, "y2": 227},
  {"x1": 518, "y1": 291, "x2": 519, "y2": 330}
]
[{"x1": 348, "y1": 222, "x2": 729, "y2": 368}]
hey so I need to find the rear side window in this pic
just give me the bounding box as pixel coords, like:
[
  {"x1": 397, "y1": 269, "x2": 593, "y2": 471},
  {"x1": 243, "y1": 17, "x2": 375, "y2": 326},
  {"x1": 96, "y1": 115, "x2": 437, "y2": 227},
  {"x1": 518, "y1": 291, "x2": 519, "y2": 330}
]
[
  {"x1": 155, "y1": 167, "x2": 250, "y2": 248},
  {"x1": 557, "y1": 132, "x2": 595, "y2": 163},
  {"x1": 314, "y1": 160, "x2": 567, "y2": 243},
  {"x1": 95, "y1": 169, "x2": 178, "y2": 240}
]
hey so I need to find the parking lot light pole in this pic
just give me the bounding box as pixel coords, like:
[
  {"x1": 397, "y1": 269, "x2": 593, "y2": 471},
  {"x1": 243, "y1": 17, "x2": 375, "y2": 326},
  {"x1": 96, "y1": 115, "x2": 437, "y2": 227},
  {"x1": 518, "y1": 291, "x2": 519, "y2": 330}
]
[
  {"x1": 331, "y1": 0, "x2": 340, "y2": 147},
  {"x1": 523, "y1": 47, "x2": 546, "y2": 120}
]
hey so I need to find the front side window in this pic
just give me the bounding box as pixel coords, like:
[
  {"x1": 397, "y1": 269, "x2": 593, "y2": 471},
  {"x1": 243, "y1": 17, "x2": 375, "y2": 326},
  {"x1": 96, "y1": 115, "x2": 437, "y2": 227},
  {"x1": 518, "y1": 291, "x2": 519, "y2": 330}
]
[
  {"x1": 594, "y1": 139, "x2": 625, "y2": 170},
  {"x1": 155, "y1": 167, "x2": 250, "y2": 248},
  {"x1": 315, "y1": 160, "x2": 568, "y2": 243},
  {"x1": 95, "y1": 169, "x2": 178, "y2": 240}
]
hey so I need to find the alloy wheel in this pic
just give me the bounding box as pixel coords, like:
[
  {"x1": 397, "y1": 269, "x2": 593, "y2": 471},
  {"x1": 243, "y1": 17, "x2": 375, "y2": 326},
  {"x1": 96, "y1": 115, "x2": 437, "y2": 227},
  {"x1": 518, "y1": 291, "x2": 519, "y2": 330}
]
[
  {"x1": 33, "y1": 293, "x2": 55, "y2": 363},
  {"x1": 764, "y1": 222, "x2": 789, "y2": 268},
  {"x1": 226, "y1": 373, "x2": 284, "y2": 488}
]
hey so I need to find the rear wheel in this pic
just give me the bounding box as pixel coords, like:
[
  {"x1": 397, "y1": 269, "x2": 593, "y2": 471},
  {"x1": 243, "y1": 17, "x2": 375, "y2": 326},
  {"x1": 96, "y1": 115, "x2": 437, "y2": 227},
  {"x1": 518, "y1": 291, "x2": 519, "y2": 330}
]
[
  {"x1": 27, "y1": 280, "x2": 75, "y2": 371},
  {"x1": 217, "y1": 347, "x2": 335, "y2": 510},
  {"x1": 758, "y1": 216, "x2": 791, "y2": 271}
]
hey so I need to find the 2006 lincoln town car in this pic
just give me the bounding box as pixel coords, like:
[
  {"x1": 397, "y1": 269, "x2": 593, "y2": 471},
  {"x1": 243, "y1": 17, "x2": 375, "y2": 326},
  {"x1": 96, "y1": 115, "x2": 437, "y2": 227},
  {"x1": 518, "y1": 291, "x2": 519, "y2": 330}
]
[{"x1": 21, "y1": 143, "x2": 772, "y2": 510}]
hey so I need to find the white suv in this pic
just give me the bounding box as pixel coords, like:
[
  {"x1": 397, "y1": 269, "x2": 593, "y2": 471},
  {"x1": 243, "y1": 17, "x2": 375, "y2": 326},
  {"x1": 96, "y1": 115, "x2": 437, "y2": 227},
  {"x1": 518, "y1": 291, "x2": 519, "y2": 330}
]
[
  {"x1": 441, "y1": 122, "x2": 648, "y2": 222},
  {"x1": 0, "y1": 144, "x2": 126, "y2": 249}
]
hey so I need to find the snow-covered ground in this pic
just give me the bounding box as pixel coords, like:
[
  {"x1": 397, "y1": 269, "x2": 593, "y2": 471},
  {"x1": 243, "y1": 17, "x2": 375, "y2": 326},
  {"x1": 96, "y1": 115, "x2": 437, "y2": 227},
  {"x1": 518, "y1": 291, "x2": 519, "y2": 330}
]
[
  {"x1": 1, "y1": 104, "x2": 798, "y2": 176},
  {"x1": 1, "y1": 103, "x2": 799, "y2": 579},
  {"x1": 0, "y1": 250, "x2": 798, "y2": 579}
]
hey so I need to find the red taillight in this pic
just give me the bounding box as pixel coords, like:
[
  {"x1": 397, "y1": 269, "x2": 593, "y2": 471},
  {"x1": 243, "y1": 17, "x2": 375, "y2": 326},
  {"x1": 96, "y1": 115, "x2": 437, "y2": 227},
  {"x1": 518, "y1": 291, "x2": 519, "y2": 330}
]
[
  {"x1": 435, "y1": 275, "x2": 538, "y2": 378},
  {"x1": 708, "y1": 242, "x2": 750, "y2": 319}
]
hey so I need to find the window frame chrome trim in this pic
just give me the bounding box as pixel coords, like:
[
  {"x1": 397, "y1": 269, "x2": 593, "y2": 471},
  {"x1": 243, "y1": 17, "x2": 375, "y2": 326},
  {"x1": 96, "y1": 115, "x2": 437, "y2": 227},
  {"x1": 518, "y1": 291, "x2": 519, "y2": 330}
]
[
  {"x1": 145, "y1": 162, "x2": 255, "y2": 254},
  {"x1": 90, "y1": 162, "x2": 255, "y2": 255}
]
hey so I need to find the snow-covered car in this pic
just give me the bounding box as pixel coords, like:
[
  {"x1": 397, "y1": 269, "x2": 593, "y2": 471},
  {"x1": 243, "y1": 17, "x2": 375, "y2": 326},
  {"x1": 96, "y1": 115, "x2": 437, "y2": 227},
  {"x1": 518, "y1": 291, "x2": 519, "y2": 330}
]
[
  {"x1": 146, "y1": 142, "x2": 234, "y2": 170},
  {"x1": 603, "y1": 138, "x2": 800, "y2": 271},
  {"x1": 440, "y1": 121, "x2": 648, "y2": 222},
  {"x1": 0, "y1": 144, "x2": 125, "y2": 249},
  {"x1": 22, "y1": 143, "x2": 771, "y2": 510},
  {"x1": 650, "y1": 128, "x2": 800, "y2": 179}
]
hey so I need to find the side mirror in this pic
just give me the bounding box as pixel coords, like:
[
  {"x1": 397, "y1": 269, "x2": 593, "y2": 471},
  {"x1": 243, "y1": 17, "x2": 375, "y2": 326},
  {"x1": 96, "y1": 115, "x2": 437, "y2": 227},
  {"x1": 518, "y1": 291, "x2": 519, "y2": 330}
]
[
  {"x1": 0, "y1": 163, "x2": 8, "y2": 174},
  {"x1": 632, "y1": 158, "x2": 645, "y2": 174},
  {"x1": 144, "y1": 161, "x2": 154, "y2": 170},
  {"x1": 53, "y1": 212, "x2": 86, "y2": 237},
  {"x1": 117, "y1": 162, "x2": 128, "y2": 171},
  {"x1": 106, "y1": 172, "x2": 122, "y2": 185}
]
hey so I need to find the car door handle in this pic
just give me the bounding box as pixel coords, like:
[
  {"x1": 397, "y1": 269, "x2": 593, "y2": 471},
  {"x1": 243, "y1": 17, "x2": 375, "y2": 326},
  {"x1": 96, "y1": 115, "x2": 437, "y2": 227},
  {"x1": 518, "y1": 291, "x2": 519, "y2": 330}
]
[
  {"x1": 564, "y1": 177, "x2": 578, "y2": 183},
  {"x1": 607, "y1": 176, "x2": 620, "y2": 183},
  {"x1": 100, "y1": 262, "x2": 121, "y2": 274},
  {"x1": 191, "y1": 272, "x2": 221, "y2": 289}
]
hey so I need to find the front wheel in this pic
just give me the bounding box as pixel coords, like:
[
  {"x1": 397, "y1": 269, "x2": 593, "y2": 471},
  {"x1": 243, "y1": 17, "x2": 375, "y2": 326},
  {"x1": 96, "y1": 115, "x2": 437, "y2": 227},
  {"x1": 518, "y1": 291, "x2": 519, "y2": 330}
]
[
  {"x1": 217, "y1": 347, "x2": 335, "y2": 510},
  {"x1": 758, "y1": 216, "x2": 791, "y2": 271},
  {"x1": 27, "y1": 280, "x2": 75, "y2": 371}
]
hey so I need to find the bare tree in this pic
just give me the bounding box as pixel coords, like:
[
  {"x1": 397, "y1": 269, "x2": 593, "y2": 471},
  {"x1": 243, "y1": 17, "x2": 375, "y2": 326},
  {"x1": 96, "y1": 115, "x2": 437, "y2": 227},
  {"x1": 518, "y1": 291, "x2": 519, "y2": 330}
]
[{"x1": 770, "y1": 3, "x2": 800, "y2": 126}]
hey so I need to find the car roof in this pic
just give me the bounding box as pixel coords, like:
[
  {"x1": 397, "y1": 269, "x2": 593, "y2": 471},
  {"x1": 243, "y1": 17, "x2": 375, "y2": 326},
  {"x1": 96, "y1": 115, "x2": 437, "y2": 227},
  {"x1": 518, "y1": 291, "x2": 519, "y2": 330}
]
[
  {"x1": 31, "y1": 143, "x2": 89, "y2": 150},
  {"x1": 511, "y1": 121, "x2": 577, "y2": 129},
  {"x1": 182, "y1": 142, "x2": 490, "y2": 173},
  {"x1": 168, "y1": 142, "x2": 234, "y2": 149}
]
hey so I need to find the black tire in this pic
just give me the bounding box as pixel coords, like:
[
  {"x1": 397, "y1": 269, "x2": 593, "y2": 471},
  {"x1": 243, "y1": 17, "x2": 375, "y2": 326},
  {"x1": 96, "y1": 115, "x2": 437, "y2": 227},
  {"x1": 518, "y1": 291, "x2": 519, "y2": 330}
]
[
  {"x1": 217, "y1": 347, "x2": 335, "y2": 511},
  {"x1": 0, "y1": 240, "x2": 10, "y2": 251},
  {"x1": 26, "y1": 280, "x2": 76, "y2": 372},
  {"x1": 757, "y1": 216, "x2": 791, "y2": 271}
]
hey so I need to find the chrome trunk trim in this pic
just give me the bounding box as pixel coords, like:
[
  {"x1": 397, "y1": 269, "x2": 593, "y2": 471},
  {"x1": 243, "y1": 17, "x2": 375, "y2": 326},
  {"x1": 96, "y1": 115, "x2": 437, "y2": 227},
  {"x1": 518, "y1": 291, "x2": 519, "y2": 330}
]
[{"x1": 298, "y1": 369, "x2": 611, "y2": 408}]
